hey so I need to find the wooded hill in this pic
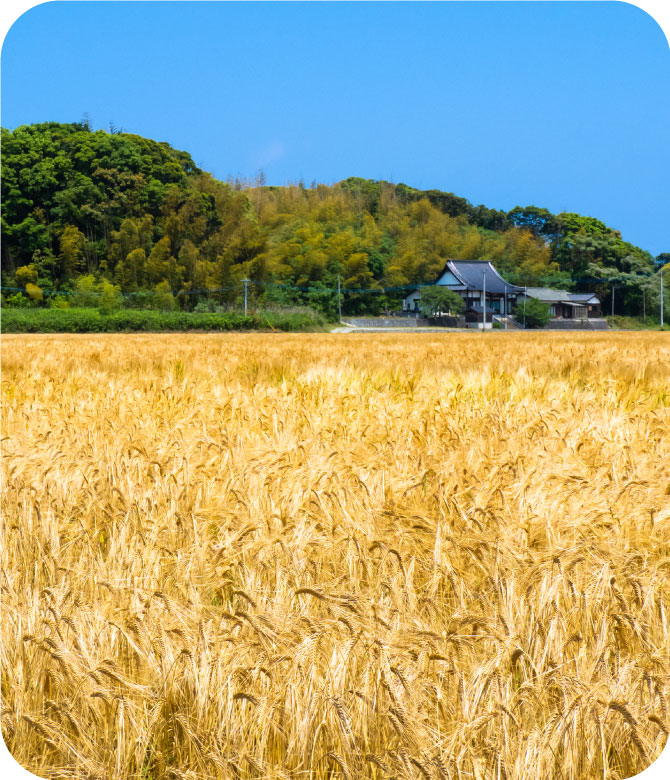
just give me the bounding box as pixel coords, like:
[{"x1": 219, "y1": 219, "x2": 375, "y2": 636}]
[{"x1": 2, "y1": 122, "x2": 666, "y2": 317}]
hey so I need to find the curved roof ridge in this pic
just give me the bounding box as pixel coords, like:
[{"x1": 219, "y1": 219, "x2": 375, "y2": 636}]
[
  {"x1": 484, "y1": 260, "x2": 511, "y2": 286},
  {"x1": 443, "y1": 259, "x2": 523, "y2": 293},
  {"x1": 444, "y1": 261, "x2": 470, "y2": 286}
]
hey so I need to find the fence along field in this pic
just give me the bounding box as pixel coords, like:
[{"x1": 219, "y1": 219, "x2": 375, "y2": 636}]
[{"x1": 1, "y1": 332, "x2": 669, "y2": 780}]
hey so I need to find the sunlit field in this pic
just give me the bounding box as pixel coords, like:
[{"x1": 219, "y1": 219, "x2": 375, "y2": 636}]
[{"x1": 2, "y1": 332, "x2": 669, "y2": 780}]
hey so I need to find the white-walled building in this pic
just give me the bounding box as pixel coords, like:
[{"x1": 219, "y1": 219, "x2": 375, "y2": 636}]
[
  {"x1": 402, "y1": 260, "x2": 523, "y2": 316},
  {"x1": 523, "y1": 288, "x2": 602, "y2": 319}
]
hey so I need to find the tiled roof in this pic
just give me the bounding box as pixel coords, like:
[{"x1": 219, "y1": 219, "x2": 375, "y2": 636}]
[
  {"x1": 568, "y1": 293, "x2": 600, "y2": 303},
  {"x1": 443, "y1": 261, "x2": 523, "y2": 294},
  {"x1": 525, "y1": 288, "x2": 599, "y2": 304},
  {"x1": 524, "y1": 287, "x2": 571, "y2": 302},
  {"x1": 466, "y1": 304, "x2": 496, "y2": 314}
]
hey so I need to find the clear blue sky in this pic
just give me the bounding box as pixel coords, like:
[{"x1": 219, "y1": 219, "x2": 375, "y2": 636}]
[{"x1": 2, "y1": 1, "x2": 669, "y2": 255}]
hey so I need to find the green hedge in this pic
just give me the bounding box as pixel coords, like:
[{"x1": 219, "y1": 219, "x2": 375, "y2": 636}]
[{"x1": 1, "y1": 308, "x2": 325, "y2": 333}]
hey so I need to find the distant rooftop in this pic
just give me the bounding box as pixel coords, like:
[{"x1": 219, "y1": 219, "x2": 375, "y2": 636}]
[
  {"x1": 568, "y1": 292, "x2": 600, "y2": 302},
  {"x1": 524, "y1": 287, "x2": 571, "y2": 302},
  {"x1": 525, "y1": 288, "x2": 600, "y2": 304}
]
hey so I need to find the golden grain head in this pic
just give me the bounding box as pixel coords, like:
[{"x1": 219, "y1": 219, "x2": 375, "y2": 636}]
[{"x1": 2, "y1": 331, "x2": 669, "y2": 779}]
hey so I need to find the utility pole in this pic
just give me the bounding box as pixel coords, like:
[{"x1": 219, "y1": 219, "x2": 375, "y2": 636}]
[
  {"x1": 482, "y1": 266, "x2": 486, "y2": 330},
  {"x1": 337, "y1": 274, "x2": 342, "y2": 322},
  {"x1": 661, "y1": 267, "x2": 664, "y2": 329},
  {"x1": 611, "y1": 284, "x2": 615, "y2": 317},
  {"x1": 504, "y1": 284, "x2": 508, "y2": 329},
  {"x1": 243, "y1": 278, "x2": 249, "y2": 316},
  {"x1": 523, "y1": 285, "x2": 527, "y2": 329}
]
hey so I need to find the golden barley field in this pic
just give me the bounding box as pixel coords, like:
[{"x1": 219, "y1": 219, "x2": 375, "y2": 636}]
[{"x1": 2, "y1": 332, "x2": 670, "y2": 780}]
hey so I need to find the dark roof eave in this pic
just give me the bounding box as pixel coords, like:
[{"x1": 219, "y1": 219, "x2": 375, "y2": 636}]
[{"x1": 445, "y1": 260, "x2": 523, "y2": 293}]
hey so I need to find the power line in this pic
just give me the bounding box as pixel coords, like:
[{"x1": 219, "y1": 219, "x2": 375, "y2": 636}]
[
  {"x1": 337, "y1": 275, "x2": 342, "y2": 322},
  {"x1": 2, "y1": 271, "x2": 664, "y2": 300}
]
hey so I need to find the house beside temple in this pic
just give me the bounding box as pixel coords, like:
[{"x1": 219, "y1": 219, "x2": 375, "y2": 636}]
[
  {"x1": 402, "y1": 260, "x2": 602, "y2": 325},
  {"x1": 523, "y1": 288, "x2": 602, "y2": 319}
]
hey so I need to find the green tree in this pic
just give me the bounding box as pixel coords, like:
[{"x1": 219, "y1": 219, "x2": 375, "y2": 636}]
[
  {"x1": 72, "y1": 274, "x2": 98, "y2": 308},
  {"x1": 507, "y1": 206, "x2": 562, "y2": 243},
  {"x1": 115, "y1": 247, "x2": 146, "y2": 291},
  {"x1": 419, "y1": 286, "x2": 464, "y2": 316},
  {"x1": 153, "y1": 280, "x2": 177, "y2": 311},
  {"x1": 305, "y1": 282, "x2": 339, "y2": 321},
  {"x1": 98, "y1": 280, "x2": 123, "y2": 314},
  {"x1": 146, "y1": 237, "x2": 172, "y2": 284},
  {"x1": 59, "y1": 225, "x2": 86, "y2": 274},
  {"x1": 30, "y1": 249, "x2": 59, "y2": 287},
  {"x1": 178, "y1": 239, "x2": 199, "y2": 281},
  {"x1": 514, "y1": 297, "x2": 551, "y2": 328},
  {"x1": 14, "y1": 264, "x2": 39, "y2": 288}
]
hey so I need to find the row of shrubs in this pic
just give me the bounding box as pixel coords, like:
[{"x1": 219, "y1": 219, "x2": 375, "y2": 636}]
[{"x1": 1, "y1": 307, "x2": 326, "y2": 333}]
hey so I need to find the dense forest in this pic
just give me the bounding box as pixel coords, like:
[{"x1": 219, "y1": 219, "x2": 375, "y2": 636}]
[{"x1": 2, "y1": 122, "x2": 667, "y2": 318}]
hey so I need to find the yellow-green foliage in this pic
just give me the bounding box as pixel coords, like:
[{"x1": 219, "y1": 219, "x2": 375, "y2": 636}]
[
  {"x1": 252, "y1": 186, "x2": 556, "y2": 288},
  {"x1": 2, "y1": 333, "x2": 669, "y2": 779}
]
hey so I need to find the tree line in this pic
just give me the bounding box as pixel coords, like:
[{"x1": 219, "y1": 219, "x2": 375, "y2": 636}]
[{"x1": 2, "y1": 122, "x2": 667, "y2": 319}]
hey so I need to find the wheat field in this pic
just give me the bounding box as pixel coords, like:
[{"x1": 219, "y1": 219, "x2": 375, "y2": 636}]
[{"x1": 2, "y1": 332, "x2": 669, "y2": 780}]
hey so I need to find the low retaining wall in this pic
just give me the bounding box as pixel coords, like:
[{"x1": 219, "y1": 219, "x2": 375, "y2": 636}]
[
  {"x1": 342, "y1": 317, "x2": 610, "y2": 331},
  {"x1": 344, "y1": 316, "x2": 464, "y2": 328},
  {"x1": 425, "y1": 316, "x2": 464, "y2": 328},
  {"x1": 541, "y1": 319, "x2": 609, "y2": 330},
  {"x1": 345, "y1": 317, "x2": 421, "y2": 328}
]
